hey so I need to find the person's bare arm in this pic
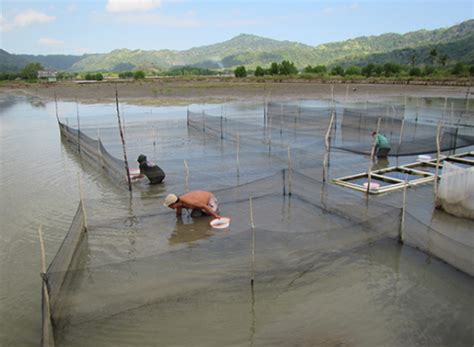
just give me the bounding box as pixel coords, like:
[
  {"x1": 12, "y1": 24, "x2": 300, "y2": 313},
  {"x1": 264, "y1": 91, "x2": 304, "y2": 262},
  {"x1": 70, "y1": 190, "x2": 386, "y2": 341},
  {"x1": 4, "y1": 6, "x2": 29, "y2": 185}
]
[
  {"x1": 194, "y1": 203, "x2": 220, "y2": 219},
  {"x1": 176, "y1": 206, "x2": 182, "y2": 216}
]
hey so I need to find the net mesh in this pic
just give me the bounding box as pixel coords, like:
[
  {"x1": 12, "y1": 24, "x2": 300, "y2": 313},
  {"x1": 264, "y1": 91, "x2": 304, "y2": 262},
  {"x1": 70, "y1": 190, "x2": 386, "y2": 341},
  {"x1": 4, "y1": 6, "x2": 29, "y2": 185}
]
[{"x1": 43, "y1": 99, "x2": 474, "y2": 346}]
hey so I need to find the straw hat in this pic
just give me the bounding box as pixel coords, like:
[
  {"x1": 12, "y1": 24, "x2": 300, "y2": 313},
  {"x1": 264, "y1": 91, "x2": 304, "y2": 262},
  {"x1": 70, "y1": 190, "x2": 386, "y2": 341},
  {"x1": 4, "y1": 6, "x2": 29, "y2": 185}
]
[{"x1": 163, "y1": 194, "x2": 178, "y2": 207}]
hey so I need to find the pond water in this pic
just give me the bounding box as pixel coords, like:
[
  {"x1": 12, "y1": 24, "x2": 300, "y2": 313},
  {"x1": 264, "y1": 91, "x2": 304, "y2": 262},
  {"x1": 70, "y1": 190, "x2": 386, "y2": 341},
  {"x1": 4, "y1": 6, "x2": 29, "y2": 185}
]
[{"x1": 1, "y1": 93, "x2": 473, "y2": 346}]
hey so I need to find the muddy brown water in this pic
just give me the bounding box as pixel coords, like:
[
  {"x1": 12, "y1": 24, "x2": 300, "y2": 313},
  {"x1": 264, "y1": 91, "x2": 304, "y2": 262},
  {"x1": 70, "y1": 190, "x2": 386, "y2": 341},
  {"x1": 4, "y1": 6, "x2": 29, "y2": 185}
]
[{"x1": 1, "y1": 93, "x2": 473, "y2": 346}]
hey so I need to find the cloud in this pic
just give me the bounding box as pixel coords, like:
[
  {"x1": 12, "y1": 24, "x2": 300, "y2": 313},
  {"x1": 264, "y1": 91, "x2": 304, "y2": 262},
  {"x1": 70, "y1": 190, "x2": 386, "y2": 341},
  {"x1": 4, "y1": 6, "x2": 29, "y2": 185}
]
[
  {"x1": 14, "y1": 9, "x2": 56, "y2": 27},
  {"x1": 38, "y1": 37, "x2": 64, "y2": 46},
  {"x1": 74, "y1": 47, "x2": 93, "y2": 54},
  {"x1": 106, "y1": 0, "x2": 162, "y2": 13},
  {"x1": 111, "y1": 12, "x2": 200, "y2": 27}
]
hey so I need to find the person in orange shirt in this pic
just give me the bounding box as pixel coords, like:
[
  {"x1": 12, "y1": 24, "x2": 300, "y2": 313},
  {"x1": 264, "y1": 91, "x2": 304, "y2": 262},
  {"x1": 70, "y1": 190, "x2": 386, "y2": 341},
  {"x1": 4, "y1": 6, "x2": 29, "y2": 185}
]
[{"x1": 163, "y1": 191, "x2": 220, "y2": 219}]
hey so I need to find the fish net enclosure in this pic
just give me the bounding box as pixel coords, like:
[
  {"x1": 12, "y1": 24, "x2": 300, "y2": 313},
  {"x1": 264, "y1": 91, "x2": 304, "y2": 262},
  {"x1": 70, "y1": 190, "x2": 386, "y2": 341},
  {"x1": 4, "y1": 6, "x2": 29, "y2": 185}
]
[
  {"x1": 333, "y1": 107, "x2": 474, "y2": 156},
  {"x1": 436, "y1": 161, "x2": 474, "y2": 219},
  {"x1": 43, "y1": 99, "x2": 474, "y2": 346}
]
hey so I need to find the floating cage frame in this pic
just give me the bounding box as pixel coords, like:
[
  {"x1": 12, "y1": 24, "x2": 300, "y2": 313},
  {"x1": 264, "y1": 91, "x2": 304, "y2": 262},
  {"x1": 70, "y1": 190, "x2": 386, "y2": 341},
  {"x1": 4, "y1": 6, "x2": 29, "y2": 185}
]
[{"x1": 333, "y1": 151, "x2": 474, "y2": 194}]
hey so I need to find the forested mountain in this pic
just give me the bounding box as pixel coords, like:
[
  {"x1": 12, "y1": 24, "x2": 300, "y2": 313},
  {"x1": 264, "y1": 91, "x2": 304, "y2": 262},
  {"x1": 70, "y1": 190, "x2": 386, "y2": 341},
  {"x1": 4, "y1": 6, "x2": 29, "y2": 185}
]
[{"x1": 1, "y1": 19, "x2": 472, "y2": 72}]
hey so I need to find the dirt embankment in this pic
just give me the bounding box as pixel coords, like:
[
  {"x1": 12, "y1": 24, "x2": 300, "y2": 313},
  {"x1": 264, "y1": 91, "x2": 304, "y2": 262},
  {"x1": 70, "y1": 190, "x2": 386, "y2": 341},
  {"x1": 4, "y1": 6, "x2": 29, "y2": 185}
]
[{"x1": 1, "y1": 78, "x2": 471, "y2": 106}]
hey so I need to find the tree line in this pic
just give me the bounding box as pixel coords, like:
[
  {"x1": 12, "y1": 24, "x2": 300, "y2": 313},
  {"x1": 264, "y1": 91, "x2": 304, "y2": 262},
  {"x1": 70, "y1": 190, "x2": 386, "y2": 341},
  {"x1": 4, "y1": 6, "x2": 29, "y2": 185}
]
[{"x1": 234, "y1": 60, "x2": 474, "y2": 78}]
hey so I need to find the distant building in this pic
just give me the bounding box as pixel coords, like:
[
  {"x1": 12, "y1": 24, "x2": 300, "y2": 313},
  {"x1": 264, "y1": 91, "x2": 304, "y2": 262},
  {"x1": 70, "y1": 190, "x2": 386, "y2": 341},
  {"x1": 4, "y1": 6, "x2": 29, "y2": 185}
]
[{"x1": 38, "y1": 70, "x2": 57, "y2": 82}]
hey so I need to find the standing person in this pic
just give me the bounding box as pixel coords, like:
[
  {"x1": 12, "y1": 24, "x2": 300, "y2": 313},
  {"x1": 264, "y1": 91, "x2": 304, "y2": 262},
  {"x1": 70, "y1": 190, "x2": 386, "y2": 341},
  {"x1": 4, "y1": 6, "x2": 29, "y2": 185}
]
[
  {"x1": 372, "y1": 131, "x2": 391, "y2": 158},
  {"x1": 137, "y1": 154, "x2": 165, "y2": 184},
  {"x1": 163, "y1": 191, "x2": 220, "y2": 219}
]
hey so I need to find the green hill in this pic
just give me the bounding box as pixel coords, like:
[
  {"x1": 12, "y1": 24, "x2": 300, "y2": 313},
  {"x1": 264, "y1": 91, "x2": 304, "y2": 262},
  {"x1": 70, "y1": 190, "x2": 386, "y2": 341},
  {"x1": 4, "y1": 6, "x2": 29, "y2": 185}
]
[{"x1": 1, "y1": 19, "x2": 472, "y2": 73}]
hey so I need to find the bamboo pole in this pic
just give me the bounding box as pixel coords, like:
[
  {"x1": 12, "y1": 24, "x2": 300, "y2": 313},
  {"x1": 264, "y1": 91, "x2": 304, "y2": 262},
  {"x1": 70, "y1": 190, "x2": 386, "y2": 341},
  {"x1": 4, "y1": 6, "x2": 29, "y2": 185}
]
[
  {"x1": 287, "y1": 146, "x2": 292, "y2": 196},
  {"x1": 220, "y1": 113, "x2": 224, "y2": 140},
  {"x1": 415, "y1": 97, "x2": 419, "y2": 123},
  {"x1": 115, "y1": 86, "x2": 132, "y2": 192},
  {"x1": 268, "y1": 116, "x2": 272, "y2": 154},
  {"x1": 282, "y1": 169, "x2": 286, "y2": 196},
  {"x1": 397, "y1": 118, "x2": 405, "y2": 159},
  {"x1": 77, "y1": 172, "x2": 88, "y2": 231},
  {"x1": 280, "y1": 104, "x2": 283, "y2": 135},
  {"x1": 184, "y1": 160, "x2": 189, "y2": 193},
  {"x1": 434, "y1": 123, "x2": 442, "y2": 201},
  {"x1": 249, "y1": 197, "x2": 256, "y2": 287},
  {"x1": 399, "y1": 175, "x2": 408, "y2": 244},
  {"x1": 186, "y1": 107, "x2": 189, "y2": 126},
  {"x1": 236, "y1": 133, "x2": 241, "y2": 178},
  {"x1": 367, "y1": 117, "x2": 382, "y2": 195},
  {"x1": 323, "y1": 112, "x2": 335, "y2": 182},
  {"x1": 202, "y1": 110, "x2": 206, "y2": 132}
]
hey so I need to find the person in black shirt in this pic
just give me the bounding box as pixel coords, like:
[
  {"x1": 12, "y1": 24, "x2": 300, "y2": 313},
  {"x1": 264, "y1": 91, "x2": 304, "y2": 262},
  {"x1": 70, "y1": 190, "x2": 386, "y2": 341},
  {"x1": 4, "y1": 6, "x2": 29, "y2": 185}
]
[{"x1": 136, "y1": 154, "x2": 165, "y2": 184}]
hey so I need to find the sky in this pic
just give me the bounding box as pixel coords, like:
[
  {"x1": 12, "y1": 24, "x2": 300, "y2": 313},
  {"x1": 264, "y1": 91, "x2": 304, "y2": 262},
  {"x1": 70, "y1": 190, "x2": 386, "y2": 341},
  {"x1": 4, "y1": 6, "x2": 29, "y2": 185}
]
[{"x1": 1, "y1": 0, "x2": 472, "y2": 55}]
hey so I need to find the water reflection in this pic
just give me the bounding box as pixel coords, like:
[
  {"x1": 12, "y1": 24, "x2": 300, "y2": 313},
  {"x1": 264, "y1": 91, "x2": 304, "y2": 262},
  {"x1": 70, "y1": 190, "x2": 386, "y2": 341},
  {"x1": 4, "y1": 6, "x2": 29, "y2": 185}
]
[{"x1": 168, "y1": 217, "x2": 215, "y2": 245}]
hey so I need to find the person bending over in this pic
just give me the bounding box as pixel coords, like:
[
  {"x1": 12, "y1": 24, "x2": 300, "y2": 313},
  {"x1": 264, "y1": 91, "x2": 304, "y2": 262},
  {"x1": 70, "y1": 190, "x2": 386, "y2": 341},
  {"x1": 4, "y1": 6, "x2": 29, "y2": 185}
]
[
  {"x1": 372, "y1": 131, "x2": 391, "y2": 158},
  {"x1": 137, "y1": 154, "x2": 165, "y2": 184},
  {"x1": 163, "y1": 191, "x2": 220, "y2": 219}
]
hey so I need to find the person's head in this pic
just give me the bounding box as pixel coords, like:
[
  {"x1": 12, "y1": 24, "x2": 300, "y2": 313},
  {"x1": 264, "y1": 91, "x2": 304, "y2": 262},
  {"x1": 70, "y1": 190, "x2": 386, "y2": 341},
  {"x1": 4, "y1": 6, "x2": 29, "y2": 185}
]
[
  {"x1": 372, "y1": 131, "x2": 377, "y2": 137},
  {"x1": 137, "y1": 154, "x2": 147, "y2": 163},
  {"x1": 163, "y1": 194, "x2": 179, "y2": 209}
]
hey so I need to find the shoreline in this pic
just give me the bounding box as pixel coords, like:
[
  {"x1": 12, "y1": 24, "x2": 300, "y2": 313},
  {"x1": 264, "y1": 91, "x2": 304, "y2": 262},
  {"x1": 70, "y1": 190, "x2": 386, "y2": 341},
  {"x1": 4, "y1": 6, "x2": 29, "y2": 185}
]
[{"x1": 0, "y1": 78, "x2": 471, "y2": 106}]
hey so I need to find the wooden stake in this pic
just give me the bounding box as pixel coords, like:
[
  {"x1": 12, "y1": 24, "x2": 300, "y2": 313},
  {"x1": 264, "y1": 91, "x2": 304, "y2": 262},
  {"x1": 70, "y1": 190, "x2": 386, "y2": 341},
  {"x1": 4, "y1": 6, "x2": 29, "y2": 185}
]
[
  {"x1": 186, "y1": 107, "x2": 189, "y2": 126},
  {"x1": 115, "y1": 86, "x2": 132, "y2": 192},
  {"x1": 345, "y1": 85, "x2": 349, "y2": 103}
]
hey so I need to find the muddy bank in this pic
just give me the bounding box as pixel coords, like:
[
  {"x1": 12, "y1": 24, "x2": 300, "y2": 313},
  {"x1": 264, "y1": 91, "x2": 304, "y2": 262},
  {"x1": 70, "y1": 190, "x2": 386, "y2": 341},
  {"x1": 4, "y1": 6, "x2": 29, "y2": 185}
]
[{"x1": 1, "y1": 79, "x2": 471, "y2": 106}]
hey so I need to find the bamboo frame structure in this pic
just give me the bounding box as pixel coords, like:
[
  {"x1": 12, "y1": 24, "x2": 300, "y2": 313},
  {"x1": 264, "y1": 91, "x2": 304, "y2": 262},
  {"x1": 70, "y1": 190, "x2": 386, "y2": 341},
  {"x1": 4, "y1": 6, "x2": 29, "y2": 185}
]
[{"x1": 333, "y1": 152, "x2": 473, "y2": 195}]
